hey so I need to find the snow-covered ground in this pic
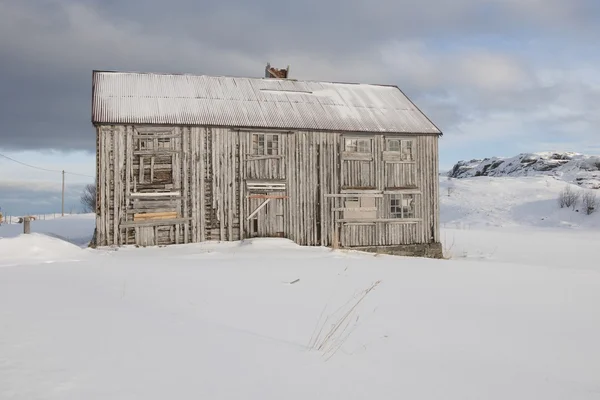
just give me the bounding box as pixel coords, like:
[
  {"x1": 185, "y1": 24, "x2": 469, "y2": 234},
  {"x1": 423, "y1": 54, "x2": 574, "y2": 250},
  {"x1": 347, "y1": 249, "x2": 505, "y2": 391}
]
[
  {"x1": 1, "y1": 178, "x2": 600, "y2": 399},
  {"x1": 440, "y1": 175, "x2": 600, "y2": 229},
  {"x1": 0, "y1": 214, "x2": 95, "y2": 246}
]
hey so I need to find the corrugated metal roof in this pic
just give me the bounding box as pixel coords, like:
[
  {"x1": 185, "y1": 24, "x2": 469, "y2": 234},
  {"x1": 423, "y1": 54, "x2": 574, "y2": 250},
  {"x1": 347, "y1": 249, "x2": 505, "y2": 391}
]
[{"x1": 91, "y1": 71, "x2": 441, "y2": 134}]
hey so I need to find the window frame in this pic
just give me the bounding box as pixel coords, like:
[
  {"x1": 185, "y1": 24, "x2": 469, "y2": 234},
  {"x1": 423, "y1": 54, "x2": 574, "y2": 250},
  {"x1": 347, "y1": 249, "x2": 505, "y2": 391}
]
[
  {"x1": 252, "y1": 133, "x2": 280, "y2": 156},
  {"x1": 385, "y1": 138, "x2": 415, "y2": 162},
  {"x1": 389, "y1": 193, "x2": 416, "y2": 219},
  {"x1": 345, "y1": 138, "x2": 372, "y2": 153}
]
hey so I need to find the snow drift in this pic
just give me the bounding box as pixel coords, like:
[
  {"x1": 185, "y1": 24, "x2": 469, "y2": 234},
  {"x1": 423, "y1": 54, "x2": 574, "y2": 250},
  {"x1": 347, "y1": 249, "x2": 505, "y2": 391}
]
[{"x1": 0, "y1": 233, "x2": 88, "y2": 267}]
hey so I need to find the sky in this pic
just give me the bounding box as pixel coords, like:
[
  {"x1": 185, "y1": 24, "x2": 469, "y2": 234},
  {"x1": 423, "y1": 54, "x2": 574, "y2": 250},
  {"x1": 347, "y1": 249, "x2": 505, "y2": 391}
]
[{"x1": 1, "y1": 0, "x2": 599, "y2": 215}]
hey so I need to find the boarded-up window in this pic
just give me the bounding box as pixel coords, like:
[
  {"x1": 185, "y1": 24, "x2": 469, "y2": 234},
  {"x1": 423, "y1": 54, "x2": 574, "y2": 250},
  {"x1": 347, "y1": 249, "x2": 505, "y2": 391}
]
[
  {"x1": 135, "y1": 135, "x2": 175, "y2": 186},
  {"x1": 344, "y1": 196, "x2": 377, "y2": 220},
  {"x1": 345, "y1": 138, "x2": 371, "y2": 153},
  {"x1": 253, "y1": 133, "x2": 279, "y2": 155},
  {"x1": 342, "y1": 137, "x2": 375, "y2": 188},
  {"x1": 389, "y1": 194, "x2": 415, "y2": 219}
]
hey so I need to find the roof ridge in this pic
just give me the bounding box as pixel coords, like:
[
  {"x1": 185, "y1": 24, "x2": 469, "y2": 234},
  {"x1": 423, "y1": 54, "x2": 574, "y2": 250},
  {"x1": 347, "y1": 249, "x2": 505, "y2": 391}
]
[{"x1": 92, "y1": 69, "x2": 399, "y2": 89}]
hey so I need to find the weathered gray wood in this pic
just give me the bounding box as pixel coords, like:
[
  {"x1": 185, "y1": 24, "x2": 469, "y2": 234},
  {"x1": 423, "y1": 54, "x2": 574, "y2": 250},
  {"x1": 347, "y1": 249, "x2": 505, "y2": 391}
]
[
  {"x1": 338, "y1": 218, "x2": 421, "y2": 223},
  {"x1": 341, "y1": 152, "x2": 373, "y2": 161},
  {"x1": 181, "y1": 127, "x2": 189, "y2": 244},
  {"x1": 96, "y1": 124, "x2": 440, "y2": 249},
  {"x1": 120, "y1": 218, "x2": 192, "y2": 228}
]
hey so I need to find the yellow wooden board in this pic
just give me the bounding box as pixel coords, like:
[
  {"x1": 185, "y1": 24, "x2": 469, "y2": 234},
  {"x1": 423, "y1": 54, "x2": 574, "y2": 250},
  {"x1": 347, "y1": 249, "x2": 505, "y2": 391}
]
[{"x1": 134, "y1": 212, "x2": 178, "y2": 221}]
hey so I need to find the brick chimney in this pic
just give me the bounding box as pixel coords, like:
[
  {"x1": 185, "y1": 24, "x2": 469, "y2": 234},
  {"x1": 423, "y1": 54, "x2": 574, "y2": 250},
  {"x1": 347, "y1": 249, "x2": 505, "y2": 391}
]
[{"x1": 265, "y1": 62, "x2": 290, "y2": 79}]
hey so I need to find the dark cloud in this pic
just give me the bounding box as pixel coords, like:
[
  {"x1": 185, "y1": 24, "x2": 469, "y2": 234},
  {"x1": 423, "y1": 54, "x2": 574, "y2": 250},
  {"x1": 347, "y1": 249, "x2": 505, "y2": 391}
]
[{"x1": 0, "y1": 0, "x2": 599, "y2": 152}]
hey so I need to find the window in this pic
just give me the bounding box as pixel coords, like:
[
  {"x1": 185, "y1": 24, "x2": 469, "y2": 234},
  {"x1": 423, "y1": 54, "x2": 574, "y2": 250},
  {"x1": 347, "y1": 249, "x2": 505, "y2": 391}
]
[
  {"x1": 345, "y1": 138, "x2": 371, "y2": 153},
  {"x1": 253, "y1": 133, "x2": 279, "y2": 155},
  {"x1": 137, "y1": 135, "x2": 173, "y2": 151},
  {"x1": 387, "y1": 139, "x2": 401, "y2": 152},
  {"x1": 386, "y1": 139, "x2": 414, "y2": 161},
  {"x1": 401, "y1": 140, "x2": 413, "y2": 161},
  {"x1": 390, "y1": 194, "x2": 415, "y2": 219}
]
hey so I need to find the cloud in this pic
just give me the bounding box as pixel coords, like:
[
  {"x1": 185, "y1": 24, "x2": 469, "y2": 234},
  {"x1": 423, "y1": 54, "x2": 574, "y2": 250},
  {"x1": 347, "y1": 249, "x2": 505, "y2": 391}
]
[
  {"x1": 0, "y1": 0, "x2": 599, "y2": 170},
  {"x1": 380, "y1": 41, "x2": 532, "y2": 92}
]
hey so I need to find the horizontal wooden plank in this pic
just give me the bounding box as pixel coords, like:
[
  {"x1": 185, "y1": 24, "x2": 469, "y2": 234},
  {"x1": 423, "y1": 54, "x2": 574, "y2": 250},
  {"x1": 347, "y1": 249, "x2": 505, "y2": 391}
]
[
  {"x1": 246, "y1": 179, "x2": 286, "y2": 184},
  {"x1": 233, "y1": 128, "x2": 294, "y2": 133},
  {"x1": 133, "y1": 150, "x2": 181, "y2": 156},
  {"x1": 337, "y1": 218, "x2": 422, "y2": 223},
  {"x1": 131, "y1": 191, "x2": 181, "y2": 198},
  {"x1": 340, "y1": 189, "x2": 382, "y2": 194},
  {"x1": 127, "y1": 207, "x2": 181, "y2": 214},
  {"x1": 133, "y1": 164, "x2": 173, "y2": 170},
  {"x1": 247, "y1": 195, "x2": 289, "y2": 199},
  {"x1": 134, "y1": 212, "x2": 178, "y2": 221},
  {"x1": 333, "y1": 207, "x2": 378, "y2": 212},
  {"x1": 131, "y1": 183, "x2": 176, "y2": 190},
  {"x1": 383, "y1": 189, "x2": 421, "y2": 194},
  {"x1": 383, "y1": 160, "x2": 417, "y2": 164},
  {"x1": 134, "y1": 127, "x2": 176, "y2": 134},
  {"x1": 341, "y1": 186, "x2": 378, "y2": 190},
  {"x1": 247, "y1": 182, "x2": 286, "y2": 189},
  {"x1": 120, "y1": 218, "x2": 191, "y2": 228},
  {"x1": 382, "y1": 151, "x2": 410, "y2": 163},
  {"x1": 135, "y1": 211, "x2": 177, "y2": 217},
  {"x1": 325, "y1": 194, "x2": 383, "y2": 198},
  {"x1": 341, "y1": 152, "x2": 373, "y2": 161},
  {"x1": 133, "y1": 133, "x2": 179, "y2": 139},
  {"x1": 245, "y1": 155, "x2": 284, "y2": 161},
  {"x1": 131, "y1": 199, "x2": 181, "y2": 206}
]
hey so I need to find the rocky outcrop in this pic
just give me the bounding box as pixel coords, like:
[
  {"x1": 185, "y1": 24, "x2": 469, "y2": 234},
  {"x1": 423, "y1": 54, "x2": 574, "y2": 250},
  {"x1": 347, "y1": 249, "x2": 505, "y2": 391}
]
[{"x1": 447, "y1": 152, "x2": 600, "y2": 189}]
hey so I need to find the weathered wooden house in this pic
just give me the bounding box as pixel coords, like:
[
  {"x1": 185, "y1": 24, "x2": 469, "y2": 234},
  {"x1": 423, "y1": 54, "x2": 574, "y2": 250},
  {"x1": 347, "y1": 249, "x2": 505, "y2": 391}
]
[{"x1": 91, "y1": 69, "x2": 443, "y2": 257}]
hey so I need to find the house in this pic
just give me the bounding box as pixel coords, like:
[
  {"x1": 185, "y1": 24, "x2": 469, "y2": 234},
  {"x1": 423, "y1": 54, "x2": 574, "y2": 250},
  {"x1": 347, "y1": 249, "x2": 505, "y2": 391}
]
[{"x1": 91, "y1": 68, "x2": 443, "y2": 257}]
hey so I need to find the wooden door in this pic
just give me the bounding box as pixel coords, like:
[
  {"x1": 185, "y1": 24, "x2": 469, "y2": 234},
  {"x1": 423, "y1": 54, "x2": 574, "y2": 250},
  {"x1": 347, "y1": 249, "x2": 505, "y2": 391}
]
[{"x1": 247, "y1": 193, "x2": 286, "y2": 238}]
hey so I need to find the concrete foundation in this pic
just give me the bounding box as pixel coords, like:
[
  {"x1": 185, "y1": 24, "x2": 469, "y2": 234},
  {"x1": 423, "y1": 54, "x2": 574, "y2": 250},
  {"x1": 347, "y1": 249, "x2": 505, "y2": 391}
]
[{"x1": 346, "y1": 242, "x2": 444, "y2": 259}]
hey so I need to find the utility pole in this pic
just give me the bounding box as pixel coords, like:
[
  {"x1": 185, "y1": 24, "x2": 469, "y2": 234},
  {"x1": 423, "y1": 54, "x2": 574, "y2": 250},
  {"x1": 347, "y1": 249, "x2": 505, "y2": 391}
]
[{"x1": 62, "y1": 170, "x2": 65, "y2": 217}]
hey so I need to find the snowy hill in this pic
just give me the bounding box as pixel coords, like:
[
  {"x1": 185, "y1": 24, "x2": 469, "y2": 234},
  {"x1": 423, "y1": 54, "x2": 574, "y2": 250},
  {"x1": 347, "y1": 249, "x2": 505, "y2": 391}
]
[
  {"x1": 447, "y1": 152, "x2": 600, "y2": 189},
  {"x1": 439, "y1": 175, "x2": 600, "y2": 229}
]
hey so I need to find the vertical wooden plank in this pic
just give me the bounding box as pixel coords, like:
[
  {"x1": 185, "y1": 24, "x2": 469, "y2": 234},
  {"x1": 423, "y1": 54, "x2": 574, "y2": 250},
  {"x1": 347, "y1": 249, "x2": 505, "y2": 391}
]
[
  {"x1": 190, "y1": 127, "x2": 198, "y2": 243},
  {"x1": 139, "y1": 156, "x2": 144, "y2": 184},
  {"x1": 210, "y1": 127, "x2": 217, "y2": 239},
  {"x1": 218, "y1": 130, "x2": 225, "y2": 241},
  {"x1": 150, "y1": 156, "x2": 155, "y2": 183},
  {"x1": 104, "y1": 128, "x2": 111, "y2": 245},
  {"x1": 125, "y1": 127, "x2": 132, "y2": 244},
  {"x1": 238, "y1": 130, "x2": 245, "y2": 240},
  {"x1": 433, "y1": 135, "x2": 440, "y2": 242},
  {"x1": 199, "y1": 127, "x2": 206, "y2": 242},
  {"x1": 318, "y1": 133, "x2": 324, "y2": 245},
  {"x1": 112, "y1": 129, "x2": 120, "y2": 246},
  {"x1": 181, "y1": 127, "x2": 189, "y2": 244},
  {"x1": 229, "y1": 132, "x2": 236, "y2": 241},
  {"x1": 227, "y1": 131, "x2": 234, "y2": 241},
  {"x1": 96, "y1": 128, "x2": 105, "y2": 246}
]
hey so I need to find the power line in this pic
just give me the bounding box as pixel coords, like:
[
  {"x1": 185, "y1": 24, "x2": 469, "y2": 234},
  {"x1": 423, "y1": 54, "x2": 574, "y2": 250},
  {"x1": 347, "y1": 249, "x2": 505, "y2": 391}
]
[{"x1": 0, "y1": 152, "x2": 94, "y2": 179}]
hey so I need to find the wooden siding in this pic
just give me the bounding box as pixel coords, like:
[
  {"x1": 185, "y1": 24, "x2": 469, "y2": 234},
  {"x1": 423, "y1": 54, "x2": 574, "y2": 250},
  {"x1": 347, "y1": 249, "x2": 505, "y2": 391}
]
[{"x1": 96, "y1": 127, "x2": 440, "y2": 248}]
